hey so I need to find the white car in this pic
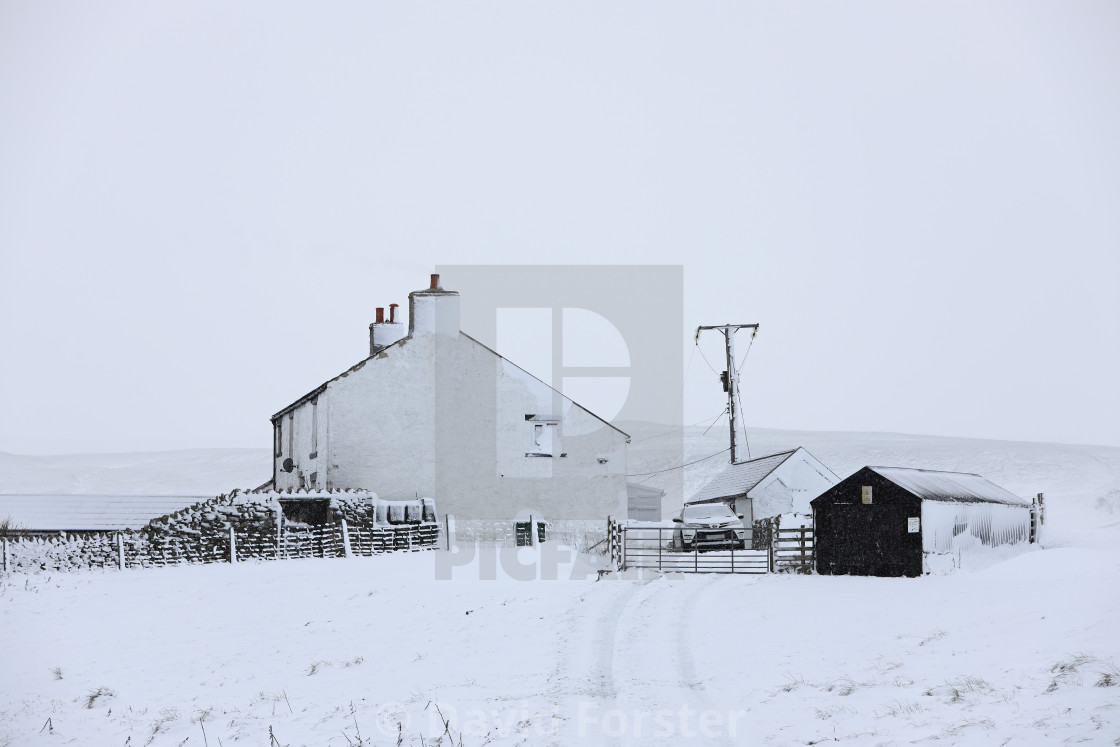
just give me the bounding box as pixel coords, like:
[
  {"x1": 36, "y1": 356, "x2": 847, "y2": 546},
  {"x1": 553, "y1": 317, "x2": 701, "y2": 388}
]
[{"x1": 672, "y1": 503, "x2": 748, "y2": 551}]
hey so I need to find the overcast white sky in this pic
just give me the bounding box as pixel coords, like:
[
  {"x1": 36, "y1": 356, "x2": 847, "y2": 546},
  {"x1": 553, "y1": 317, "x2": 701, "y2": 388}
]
[{"x1": 1, "y1": 1, "x2": 1118, "y2": 454}]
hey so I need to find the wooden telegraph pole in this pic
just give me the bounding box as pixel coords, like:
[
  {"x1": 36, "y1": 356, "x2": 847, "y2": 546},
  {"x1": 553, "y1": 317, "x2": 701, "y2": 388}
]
[{"x1": 696, "y1": 323, "x2": 759, "y2": 464}]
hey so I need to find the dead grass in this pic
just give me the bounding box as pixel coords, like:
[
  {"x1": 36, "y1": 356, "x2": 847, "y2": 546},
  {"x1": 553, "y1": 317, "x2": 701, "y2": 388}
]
[
  {"x1": 0, "y1": 516, "x2": 25, "y2": 539},
  {"x1": 876, "y1": 699, "x2": 924, "y2": 718},
  {"x1": 1048, "y1": 653, "x2": 1118, "y2": 691},
  {"x1": 83, "y1": 687, "x2": 115, "y2": 709},
  {"x1": 918, "y1": 629, "x2": 948, "y2": 647},
  {"x1": 779, "y1": 673, "x2": 807, "y2": 693}
]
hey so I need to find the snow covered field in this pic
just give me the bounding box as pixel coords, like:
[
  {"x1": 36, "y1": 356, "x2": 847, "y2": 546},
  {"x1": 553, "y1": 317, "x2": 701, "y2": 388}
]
[{"x1": 2, "y1": 427, "x2": 1119, "y2": 745}]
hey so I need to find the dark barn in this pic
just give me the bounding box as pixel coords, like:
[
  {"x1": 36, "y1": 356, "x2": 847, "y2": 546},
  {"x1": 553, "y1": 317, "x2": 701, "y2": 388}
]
[{"x1": 812, "y1": 467, "x2": 1031, "y2": 577}]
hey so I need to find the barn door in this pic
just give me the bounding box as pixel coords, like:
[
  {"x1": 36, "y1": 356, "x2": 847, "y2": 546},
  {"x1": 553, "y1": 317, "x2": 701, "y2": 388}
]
[{"x1": 823, "y1": 503, "x2": 919, "y2": 577}]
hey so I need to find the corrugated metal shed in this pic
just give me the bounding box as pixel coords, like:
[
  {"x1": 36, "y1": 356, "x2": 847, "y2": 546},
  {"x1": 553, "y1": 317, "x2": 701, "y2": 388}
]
[
  {"x1": 869, "y1": 468, "x2": 1029, "y2": 506},
  {"x1": 0, "y1": 495, "x2": 208, "y2": 532},
  {"x1": 688, "y1": 450, "x2": 796, "y2": 504}
]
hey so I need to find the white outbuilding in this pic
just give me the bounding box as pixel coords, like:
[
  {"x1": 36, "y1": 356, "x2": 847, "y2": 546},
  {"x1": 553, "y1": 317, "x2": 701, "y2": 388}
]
[{"x1": 686, "y1": 447, "x2": 839, "y2": 524}]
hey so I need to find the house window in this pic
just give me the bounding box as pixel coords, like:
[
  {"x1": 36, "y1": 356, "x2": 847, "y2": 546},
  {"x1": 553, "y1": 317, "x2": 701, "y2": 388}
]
[
  {"x1": 274, "y1": 420, "x2": 283, "y2": 457},
  {"x1": 288, "y1": 413, "x2": 294, "y2": 458},
  {"x1": 310, "y1": 398, "x2": 318, "y2": 459},
  {"x1": 525, "y1": 415, "x2": 558, "y2": 457}
]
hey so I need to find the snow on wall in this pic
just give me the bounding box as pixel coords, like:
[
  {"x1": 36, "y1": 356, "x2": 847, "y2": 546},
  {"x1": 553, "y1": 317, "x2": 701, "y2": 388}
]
[
  {"x1": 1, "y1": 490, "x2": 440, "y2": 573},
  {"x1": 921, "y1": 500, "x2": 1031, "y2": 557},
  {"x1": 273, "y1": 388, "x2": 329, "y2": 491},
  {"x1": 299, "y1": 326, "x2": 628, "y2": 521}
]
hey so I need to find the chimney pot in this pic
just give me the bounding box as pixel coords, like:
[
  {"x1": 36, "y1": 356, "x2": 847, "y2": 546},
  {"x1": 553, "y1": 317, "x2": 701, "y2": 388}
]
[
  {"x1": 375, "y1": 307, "x2": 384, "y2": 324},
  {"x1": 430, "y1": 273, "x2": 440, "y2": 290},
  {"x1": 389, "y1": 303, "x2": 399, "y2": 323}
]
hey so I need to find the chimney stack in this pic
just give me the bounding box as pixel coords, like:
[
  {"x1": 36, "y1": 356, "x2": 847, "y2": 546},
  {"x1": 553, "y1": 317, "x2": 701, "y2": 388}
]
[
  {"x1": 410, "y1": 272, "x2": 460, "y2": 338},
  {"x1": 370, "y1": 301, "x2": 406, "y2": 355}
]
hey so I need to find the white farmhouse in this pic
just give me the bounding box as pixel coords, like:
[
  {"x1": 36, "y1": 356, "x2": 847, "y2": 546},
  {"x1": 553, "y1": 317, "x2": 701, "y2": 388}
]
[
  {"x1": 268, "y1": 274, "x2": 629, "y2": 521},
  {"x1": 687, "y1": 448, "x2": 839, "y2": 524}
]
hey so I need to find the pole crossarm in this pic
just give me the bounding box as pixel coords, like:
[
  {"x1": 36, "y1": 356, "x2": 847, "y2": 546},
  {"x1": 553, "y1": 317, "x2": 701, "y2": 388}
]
[{"x1": 696, "y1": 323, "x2": 759, "y2": 331}]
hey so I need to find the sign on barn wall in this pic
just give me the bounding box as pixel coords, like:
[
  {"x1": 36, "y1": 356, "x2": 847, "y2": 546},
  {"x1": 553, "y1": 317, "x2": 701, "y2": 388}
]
[
  {"x1": 908, "y1": 517, "x2": 920, "y2": 533},
  {"x1": 861, "y1": 486, "x2": 872, "y2": 504}
]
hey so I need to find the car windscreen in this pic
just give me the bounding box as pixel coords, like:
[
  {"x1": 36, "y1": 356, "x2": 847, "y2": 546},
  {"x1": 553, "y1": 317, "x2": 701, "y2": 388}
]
[{"x1": 682, "y1": 504, "x2": 736, "y2": 522}]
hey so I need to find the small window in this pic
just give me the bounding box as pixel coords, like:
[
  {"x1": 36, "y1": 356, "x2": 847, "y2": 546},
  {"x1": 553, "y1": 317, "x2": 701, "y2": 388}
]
[
  {"x1": 310, "y1": 398, "x2": 319, "y2": 459},
  {"x1": 287, "y1": 413, "x2": 294, "y2": 458},
  {"x1": 861, "y1": 486, "x2": 873, "y2": 504},
  {"x1": 525, "y1": 416, "x2": 558, "y2": 457},
  {"x1": 274, "y1": 420, "x2": 283, "y2": 458}
]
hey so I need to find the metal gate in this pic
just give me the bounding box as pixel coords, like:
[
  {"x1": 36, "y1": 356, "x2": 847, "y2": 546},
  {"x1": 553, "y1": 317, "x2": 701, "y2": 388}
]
[
  {"x1": 606, "y1": 518, "x2": 814, "y2": 575},
  {"x1": 607, "y1": 522, "x2": 769, "y2": 574}
]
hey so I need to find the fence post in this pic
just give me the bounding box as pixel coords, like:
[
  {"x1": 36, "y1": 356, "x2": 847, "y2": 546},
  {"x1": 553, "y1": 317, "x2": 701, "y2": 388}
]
[
  {"x1": 229, "y1": 527, "x2": 237, "y2": 563},
  {"x1": 340, "y1": 519, "x2": 352, "y2": 558},
  {"x1": 768, "y1": 537, "x2": 775, "y2": 573},
  {"x1": 2, "y1": 537, "x2": 7, "y2": 573},
  {"x1": 445, "y1": 514, "x2": 452, "y2": 552},
  {"x1": 529, "y1": 514, "x2": 537, "y2": 547},
  {"x1": 117, "y1": 533, "x2": 124, "y2": 570},
  {"x1": 606, "y1": 516, "x2": 613, "y2": 566}
]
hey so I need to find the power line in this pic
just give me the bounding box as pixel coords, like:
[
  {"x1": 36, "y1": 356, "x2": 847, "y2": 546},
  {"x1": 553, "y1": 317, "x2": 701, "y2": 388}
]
[
  {"x1": 625, "y1": 447, "x2": 731, "y2": 478},
  {"x1": 735, "y1": 386, "x2": 751, "y2": 460},
  {"x1": 630, "y1": 409, "x2": 728, "y2": 444},
  {"x1": 694, "y1": 337, "x2": 721, "y2": 375},
  {"x1": 735, "y1": 329, "x2": 757, "y2": 374},
  {"x1": 734, "y1": 329, "x2": 756, "y2": 459}
]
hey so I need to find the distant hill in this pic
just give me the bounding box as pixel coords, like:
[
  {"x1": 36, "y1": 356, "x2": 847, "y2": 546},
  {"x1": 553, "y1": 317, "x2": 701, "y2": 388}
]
[
  {"x1": 0, "y1": 448, "x2": 269, "y2": 496},
  {"x1": 2, "y1": 427, "x2": 1117, "y2": 547}
]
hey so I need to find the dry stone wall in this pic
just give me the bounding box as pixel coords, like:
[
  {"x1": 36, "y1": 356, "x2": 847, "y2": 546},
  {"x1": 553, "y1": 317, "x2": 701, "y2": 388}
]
[{"x1": 1, "y1": 489, "x2": 440, "y2": 573}]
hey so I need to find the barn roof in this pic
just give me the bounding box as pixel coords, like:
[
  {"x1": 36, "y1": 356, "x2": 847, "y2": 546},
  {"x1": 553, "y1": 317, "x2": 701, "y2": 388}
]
[
  {"x1": 0, "y1": 495, "x2": 208, "y2": 532},
  {"x1": 688, "y1": 450, "x2": 797, "y2": 504},
  {"x1": 869, "y1": 467, "x2": 1029, "y2": 506}
]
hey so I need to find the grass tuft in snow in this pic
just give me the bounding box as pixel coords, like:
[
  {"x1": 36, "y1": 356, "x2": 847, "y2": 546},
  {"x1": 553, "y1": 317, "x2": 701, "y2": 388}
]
[
  {"x1": 779, "y1": 673, "x2": 807, "y2": 692},
  {"x1": 83, "y1": 686, "x2": 114, "y2": 709},
  {"x1": 918, "y1": 628, "x2": 948, "y2": 646},
  {"x1": 876, "y1": 699, "x2": 924, "y2": 718},
  {"x1": 1046, "y1": 652, "x2": 1118, "y2": 691},
  {"x1": 50, "y1": 667, "x2": 62, "y2": 681},
  {"x1": 307, "y1": 661, "x2": 330, "y2": 676}
]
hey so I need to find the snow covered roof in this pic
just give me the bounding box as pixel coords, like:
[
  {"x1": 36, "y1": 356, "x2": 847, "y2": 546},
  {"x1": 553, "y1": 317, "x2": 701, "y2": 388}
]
[
  {"x1": 0, "y1": 495, "x2": 210, "y2": 532},
  {"x1": 687, "y1": 450, "x2": 797, "y2": 504},
  {"x1": 870, "y1": 467, "x2": 1029, "y2": 506}
]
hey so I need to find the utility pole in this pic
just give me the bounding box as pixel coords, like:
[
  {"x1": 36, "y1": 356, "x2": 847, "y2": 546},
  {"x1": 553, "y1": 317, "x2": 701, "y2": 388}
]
[{"x1": 696, "y1": 323, "x2": 759, "y2": 464}]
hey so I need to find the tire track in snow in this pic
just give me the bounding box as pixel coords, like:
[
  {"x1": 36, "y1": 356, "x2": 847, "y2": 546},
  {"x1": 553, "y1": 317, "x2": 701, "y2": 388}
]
[
  {"x1": 607, "y1": 574, "x2": 731, "y2": 745},
  {"x1": 547, "y1": 578, "x2": 645, "y2": 740}
]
